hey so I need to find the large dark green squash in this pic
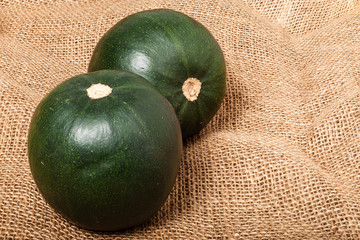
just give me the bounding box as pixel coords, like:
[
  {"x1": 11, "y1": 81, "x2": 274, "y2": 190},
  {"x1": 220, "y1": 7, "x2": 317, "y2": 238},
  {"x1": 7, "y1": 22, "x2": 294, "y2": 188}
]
[
  {"x1": 88, "y1": 9, "x2": 226, "y2": 138},
  {"x1": 28, "y1": 70, "x2": 182, "y2": 231}
]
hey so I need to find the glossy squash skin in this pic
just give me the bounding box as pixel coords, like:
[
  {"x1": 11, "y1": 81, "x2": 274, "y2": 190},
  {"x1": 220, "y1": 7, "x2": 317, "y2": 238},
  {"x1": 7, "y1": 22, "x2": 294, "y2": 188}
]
[
  {"x1": 28, "y1": 70, "x2": 182, "y2": 231},
  {"x1": 88, "y1": 9, "x2": 226, "y2": 138}
]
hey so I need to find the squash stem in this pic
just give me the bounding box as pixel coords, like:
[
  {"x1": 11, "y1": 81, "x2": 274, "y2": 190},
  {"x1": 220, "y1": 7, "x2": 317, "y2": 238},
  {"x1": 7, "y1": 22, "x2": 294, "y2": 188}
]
[
  {"x1": 182, "y1": 78, "x2": 201, "y2": 102},
  {"x1": 87, "y1": 83, "x2": 113, "y2": 99}
]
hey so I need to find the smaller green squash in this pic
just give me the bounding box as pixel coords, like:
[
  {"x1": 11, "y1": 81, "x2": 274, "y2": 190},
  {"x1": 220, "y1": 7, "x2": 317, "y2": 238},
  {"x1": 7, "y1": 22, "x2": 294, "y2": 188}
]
[
  {"x1": 28, "y1": 70, "x2": 182, "y2": 231},
  {"x1": 88, "y1": 9, "x2": 226, "y2": 138}
]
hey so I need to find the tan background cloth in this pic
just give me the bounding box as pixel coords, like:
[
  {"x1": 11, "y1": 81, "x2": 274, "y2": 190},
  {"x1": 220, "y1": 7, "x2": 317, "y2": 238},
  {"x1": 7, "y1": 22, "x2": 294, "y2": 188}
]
[{"x1": 1, "y1": 0, "x2": 360, "y2": 238}]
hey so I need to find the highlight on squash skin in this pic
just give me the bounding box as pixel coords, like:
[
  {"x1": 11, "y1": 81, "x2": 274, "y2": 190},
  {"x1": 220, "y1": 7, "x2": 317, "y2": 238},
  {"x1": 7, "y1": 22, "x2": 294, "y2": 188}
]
[
  {"x1": 87, "y1": 83, "x2": 113, "y2": 99},
  {"x1": 182, "y1": 77, "x2": 202, "y2": 102}
]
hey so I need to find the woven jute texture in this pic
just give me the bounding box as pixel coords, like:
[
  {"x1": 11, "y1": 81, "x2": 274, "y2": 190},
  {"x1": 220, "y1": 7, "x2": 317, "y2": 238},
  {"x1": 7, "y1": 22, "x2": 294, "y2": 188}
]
[{"x1": 1, "y1": 0, "x2": 360, "y2": 239}]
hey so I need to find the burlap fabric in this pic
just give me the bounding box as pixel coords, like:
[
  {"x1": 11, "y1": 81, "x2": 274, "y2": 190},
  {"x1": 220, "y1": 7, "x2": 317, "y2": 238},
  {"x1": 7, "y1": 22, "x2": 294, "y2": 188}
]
[{"x1": 1, "y1": 0, "x2": 359, "y2": 239}]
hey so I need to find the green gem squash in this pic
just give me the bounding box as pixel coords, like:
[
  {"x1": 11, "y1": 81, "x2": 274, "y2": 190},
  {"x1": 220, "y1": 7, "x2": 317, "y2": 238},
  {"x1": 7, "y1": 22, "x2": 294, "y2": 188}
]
[
  {"x1": 88, "y1": 9, "x2": 226, "y2": 138},
  {"x1": 28, "y1": 70, "x2": 182, "y2": 231}
]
